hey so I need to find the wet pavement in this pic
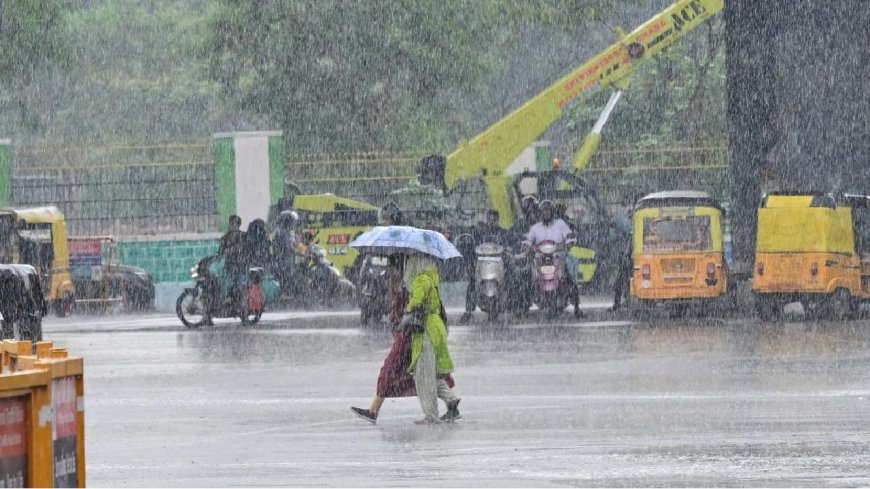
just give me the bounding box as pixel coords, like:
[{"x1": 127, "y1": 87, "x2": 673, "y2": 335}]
[{"x1": 42, "y1": 308, "x2": 870, "y2": 487}]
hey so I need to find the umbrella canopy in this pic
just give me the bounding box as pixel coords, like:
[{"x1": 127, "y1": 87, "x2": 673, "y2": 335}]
[{"x1": 350, "y1": 226, "x2": 462, "y2": 260}]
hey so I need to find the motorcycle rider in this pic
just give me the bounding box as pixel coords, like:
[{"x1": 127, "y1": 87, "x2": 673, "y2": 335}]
[
  {"x1": 273, "y1": 210, "x2": 299, "y2": 300},
  {"x1": 218, "y1": 214, "x2": 247, "y2": 313},
  {"x1": 512, "y1": 195, "x2": 539, "y2": 236},
  {"x1": 521, "y1": 200, "x2": 584, "y2": 318},
  {"x1": 461, "y1": 209, "x2": 517, "y2": 322}
]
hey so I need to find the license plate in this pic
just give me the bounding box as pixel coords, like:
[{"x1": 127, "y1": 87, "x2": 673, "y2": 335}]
[{"x1": 540, "y1": 265, "x2": 556, "y2": 274}]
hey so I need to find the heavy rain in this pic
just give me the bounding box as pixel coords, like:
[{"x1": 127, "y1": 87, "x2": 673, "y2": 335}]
[{"x1": 1, "y1": 0, "x2": 869, "y2": 487}]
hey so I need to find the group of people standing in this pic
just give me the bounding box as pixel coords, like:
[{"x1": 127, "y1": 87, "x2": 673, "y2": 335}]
[{"x1": 351, "y1": 252, "x2": 460, "y2": 425}]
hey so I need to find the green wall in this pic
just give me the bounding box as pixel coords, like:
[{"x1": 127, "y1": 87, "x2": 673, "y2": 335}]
[{"x1": 119, "y1": 238, "x2": 219, "y2": 283}]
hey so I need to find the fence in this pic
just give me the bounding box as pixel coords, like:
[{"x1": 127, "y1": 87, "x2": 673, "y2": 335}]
[
  {"x1": 285, "y1": 145, "x2": 730, "y2": 206},
  {"x1": 285, "y1": 152, "x2": 424, "y2": 206},
  {"x1": 8, "y1": 142, "x2": 728, "y2": 238},
  {"x1": 12, "y1": 143, "x2": 217, "y2": 236}
]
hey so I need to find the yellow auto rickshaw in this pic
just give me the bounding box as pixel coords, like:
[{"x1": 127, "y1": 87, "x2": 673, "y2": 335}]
[
  {"x1": 629, "y1": 191, "x2": 727, "y2": 313},
  {"x1": 8, "y1": 206, "x2": 76, "y2": 316},
  {"x1": 752, "y1": 191, "x2": 870, "y2": 321}
]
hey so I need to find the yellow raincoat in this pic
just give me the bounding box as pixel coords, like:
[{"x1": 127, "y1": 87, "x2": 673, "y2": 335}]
[{"x1": 406, "y1": 266, "x2": 454, "y2": 375}]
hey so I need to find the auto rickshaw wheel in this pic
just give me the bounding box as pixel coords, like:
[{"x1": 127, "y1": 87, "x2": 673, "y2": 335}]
[
  {"x1": 755, "y1": 295, "x2": 780, "y2": 322},
  {"x1": 824, "y1": 289, "x2": 856, "y2": 321}
]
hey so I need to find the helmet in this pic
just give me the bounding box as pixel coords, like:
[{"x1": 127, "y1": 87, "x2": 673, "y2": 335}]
[
  {"x1": 538, "y1": 200, "x2": 555, "y2": 212},
  {"x1": 278, "y1": 210, "x2": 298, "y2": 225},
  {"x1": 378, "y1": 202, "x2": 403, "y2": 225},
  {"x1": 521, "y1": 195, "x2": 538, "y2": 208}
]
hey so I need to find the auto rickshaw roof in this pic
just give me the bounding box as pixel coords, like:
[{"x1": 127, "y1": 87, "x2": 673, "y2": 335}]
[
  {"x1": 760, "y1": 191, "x2": 838, "y2": 208},
  {"x1": 634, "y1": 191, "x2": 722, "y2": 212},
  {"x1": 7, "y1": 205, "x2": 65, "y2": 223},
  {"x1": 0, "y1": 264, "x2": 39, "y2": 280}
]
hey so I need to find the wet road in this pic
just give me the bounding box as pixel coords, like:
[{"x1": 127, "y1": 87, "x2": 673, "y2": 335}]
[{"x1": 43, "y1": 308, "x2": 870, "y2": 487}]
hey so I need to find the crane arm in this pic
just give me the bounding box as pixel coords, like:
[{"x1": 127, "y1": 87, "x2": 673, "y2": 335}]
[{"x1": 443, "y1": 0, "x2": 723, "y2": 188}]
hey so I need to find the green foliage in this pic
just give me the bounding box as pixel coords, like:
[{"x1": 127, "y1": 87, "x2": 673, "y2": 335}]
[
  {"x1": 203, "y1": 0, "x2": 510, "y2": 154},
  {"x1": 568, "y1": 16, "x2": 727, "y2": 146},
  {"x1": 0, "y1": 0, "x2": 727, "y2": 171},
  {"x1": 0, "y1": 0, "x2": 73, "y2": 129}
]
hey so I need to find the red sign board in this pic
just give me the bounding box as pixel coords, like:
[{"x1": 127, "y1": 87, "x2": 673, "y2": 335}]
[
  {"x1": 0, "y1": 396, "x2": 27, "y2": 487},
  {"x1": 53, "y1": 377, "x2": 78, "y2": 487},
  {"x1": 68, "y1": 238, "x2": 102, "y2": 257},
  {"x1": 326, "y1": 233, "x2": 350, "y2": 245}
]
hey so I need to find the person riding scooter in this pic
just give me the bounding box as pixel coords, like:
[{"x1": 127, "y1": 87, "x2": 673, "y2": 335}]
[
  {"x1": 461, "y1": 209, "x2": 519, "y2": 322},
  {"x1": 521, "y1": 200, "x2": 584, "y2": 318},
  {"x1": 218, "y1": 214, "x2": 247, "y2": 314}
]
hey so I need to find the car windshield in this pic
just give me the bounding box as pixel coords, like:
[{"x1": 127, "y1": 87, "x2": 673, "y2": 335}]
[{"x1": 642, "y1": 215, "x2": 712, "y2": 253}]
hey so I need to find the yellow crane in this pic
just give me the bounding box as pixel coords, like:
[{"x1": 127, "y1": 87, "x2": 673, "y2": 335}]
[{"x1": 420, "y1": 0, "x2": 723, "y2": 229}]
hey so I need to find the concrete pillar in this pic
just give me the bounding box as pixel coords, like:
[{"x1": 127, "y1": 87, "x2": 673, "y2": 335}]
[
  {"x1": 0, "y1": 139, "x2": 11, "y2": 207},
  {"x1": 212, "y1": 131, "x2": 284, "y2": 232}
]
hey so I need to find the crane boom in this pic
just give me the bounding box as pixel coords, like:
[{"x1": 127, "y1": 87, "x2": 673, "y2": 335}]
[{"x1": 443, "y1": 0, "x2": 723, "y2": 188}]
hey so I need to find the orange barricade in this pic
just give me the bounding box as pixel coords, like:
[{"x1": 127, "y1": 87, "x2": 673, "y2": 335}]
[{"x1": 0, "y1": 340, "x2": 85, "y2": 487}]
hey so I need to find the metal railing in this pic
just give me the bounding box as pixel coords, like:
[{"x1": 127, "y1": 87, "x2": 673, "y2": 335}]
[{"x1": 12, "y1": 143, "x2": 217, "y2": 236}]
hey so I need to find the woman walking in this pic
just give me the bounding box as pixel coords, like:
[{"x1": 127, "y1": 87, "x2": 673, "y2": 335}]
[
  {"x1": 351, "y1": 254, "x2": 458, "y2": 424},
  {"x1": 401, "y1": 253, "x2": 460, "y2": 424}
]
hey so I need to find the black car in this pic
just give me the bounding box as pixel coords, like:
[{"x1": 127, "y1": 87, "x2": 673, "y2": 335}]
[{"x1": 72, "y1": 264, "x2": 155, "y2": 311}]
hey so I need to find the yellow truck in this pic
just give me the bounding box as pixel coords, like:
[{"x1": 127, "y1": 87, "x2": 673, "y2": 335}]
[{"x1": 291, "y1": 194, "x2": 380, "y2": 278}]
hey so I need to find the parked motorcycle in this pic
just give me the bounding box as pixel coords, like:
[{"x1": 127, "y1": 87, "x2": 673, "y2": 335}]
[
  {"x1": 356, "y1": 253, "x2": 390, "y2": 325},
  {"x1": 176, "y1": 256, "x2": 266, "y2": 328},
  {"x1": 531, "y1": 239, "x2": 581, "y2": 319}
]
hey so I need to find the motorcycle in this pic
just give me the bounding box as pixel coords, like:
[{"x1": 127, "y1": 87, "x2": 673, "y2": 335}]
[
  {"x1": 531, "y1": 239, "x2": 581, "y2": 319},
  {"x1": 176, "y1": 256, "x2": 266, "y2": 328},
  {"x1": 474, "y1": 242, "x2": 509, "y2": 321},
  {"x1": 297, "y1": 244, "x2": 356, "y2": 309},
  {"x1": 356, "y1": 253, "x2": 391, "y2": 325}
]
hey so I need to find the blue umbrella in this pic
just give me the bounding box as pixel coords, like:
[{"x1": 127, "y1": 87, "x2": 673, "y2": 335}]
[{"x1": 350, "y1": 225, "x2": 462, "y2": 259}]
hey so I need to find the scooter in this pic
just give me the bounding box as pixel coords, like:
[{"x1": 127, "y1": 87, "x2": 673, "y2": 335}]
[
  {"x1": 298, "y1": 244, "x2": 356, "y2": 309},
  {"x1": 532, "y1": 239, "x2": 581, "y2": 319},
  {"x1": 474, "y1": 242, "x2": 508, "y2": 321},
  {"x1": 176, "y1": 256, "x2": 265, "y2": 328},
  {"x1": 356, "y1": 253, "x2": 390, "y2": 325}
]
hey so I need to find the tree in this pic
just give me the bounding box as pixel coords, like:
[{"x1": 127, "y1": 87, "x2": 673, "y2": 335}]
[
  {"x1": 203, "y1": 0, "x2": 510, "y2": 154},
  {"x1": 0, "y1": 0, "x2": 73, "y2": 129}
]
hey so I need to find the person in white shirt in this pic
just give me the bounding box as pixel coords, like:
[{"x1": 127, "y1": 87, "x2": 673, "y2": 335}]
[
  {"x1": 523, "y1": 200, "x2": 573, "y2": 248},
  {"x1": 521, "y1": 200, "x2": 584, "y2": 318}
]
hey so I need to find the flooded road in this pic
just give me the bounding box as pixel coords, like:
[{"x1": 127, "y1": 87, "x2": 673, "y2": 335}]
[{"x1": 44, "y1": 312, "x2": 870, "y2": 487}]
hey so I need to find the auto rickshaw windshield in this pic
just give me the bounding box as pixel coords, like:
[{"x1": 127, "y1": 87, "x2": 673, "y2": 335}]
[{"x1": 641, "y1": 215, "x2": 713, "y2": 253}]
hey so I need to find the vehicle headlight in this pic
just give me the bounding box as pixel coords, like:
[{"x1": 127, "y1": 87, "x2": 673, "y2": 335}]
[
  {"x1": 475, "y1": 243, "x2": 504, "y2": 256},
  {"x1": 539, "y1": 243, "x2": 557, "y2": 254}
]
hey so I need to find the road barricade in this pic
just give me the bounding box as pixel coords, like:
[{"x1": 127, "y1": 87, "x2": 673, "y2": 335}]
[{"x1": 0, "y1": 340, "x2": 85, "y2": 487}]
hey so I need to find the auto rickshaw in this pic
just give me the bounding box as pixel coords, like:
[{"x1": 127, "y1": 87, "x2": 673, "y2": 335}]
[
  {"x1": 0, "y1": 264, "x2": 47, "y2": 341},
  {"x1": 7, "y1": 206, "x2": 76, "y2": 316},
  {"x1": 752, "y1": 191, "x2": 870, "y2": 321},
  {"x1": 629, "y1": 191, "x2": 728, "y2": 314}
]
